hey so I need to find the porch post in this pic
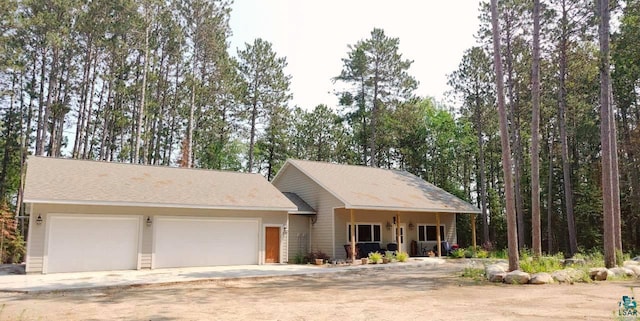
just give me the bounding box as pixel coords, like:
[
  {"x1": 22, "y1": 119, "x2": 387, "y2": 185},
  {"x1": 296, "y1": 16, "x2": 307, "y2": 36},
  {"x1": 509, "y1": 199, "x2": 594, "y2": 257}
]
[
  {"x1": 471, "y1": 213, "x2": 477, "y2": 252},
  {"x1": 350, "y1": 209, "x2": 356, "y2": 262},
  {"x1": 396, "y1": 212, "x2": 401, "y2": 252},
  {"x1": 436, "y1": 213, "x2": 441, "y2": 257}
]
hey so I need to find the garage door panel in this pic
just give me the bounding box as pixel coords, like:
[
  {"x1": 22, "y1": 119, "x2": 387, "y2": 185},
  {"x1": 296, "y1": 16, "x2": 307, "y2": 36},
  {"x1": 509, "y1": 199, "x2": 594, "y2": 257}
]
[
  {"x1": 154, "y1": 217, "x2": 258, "y2": 268},
  {"x1": 46, "y1": 215, "x2": 140, "y2": 273}
]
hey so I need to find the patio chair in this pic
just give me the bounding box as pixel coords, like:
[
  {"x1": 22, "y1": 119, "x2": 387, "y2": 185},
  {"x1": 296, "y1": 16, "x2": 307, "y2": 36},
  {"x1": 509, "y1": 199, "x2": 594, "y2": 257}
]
[
  {"x1": 344, "y1": 244, "x2": 359, "y2": 259},
  {"x1": 356, "y1": 242, "x2": 385, "y2": 258},
  {"x1": 433, "y1": 241, "x2": 452, "y2": 256},
  {"x1": 386, "y1": 243, "x2": 398, "y2": 252}
]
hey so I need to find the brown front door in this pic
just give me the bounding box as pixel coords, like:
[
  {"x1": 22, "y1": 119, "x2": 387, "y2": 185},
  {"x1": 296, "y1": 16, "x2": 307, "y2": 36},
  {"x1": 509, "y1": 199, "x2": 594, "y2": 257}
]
[{"x1": 265, "y1": 227, "x2": 280, "y2": 263}]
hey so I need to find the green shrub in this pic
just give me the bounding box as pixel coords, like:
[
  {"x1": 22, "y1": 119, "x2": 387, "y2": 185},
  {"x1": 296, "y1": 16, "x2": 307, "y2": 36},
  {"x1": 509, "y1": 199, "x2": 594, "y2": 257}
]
[
  {"x1": 475, "y1": 249, "x2": 489, "y2": 258},
  {"x1": 574, "y1": 250, "x2": 604, "y2": 268},
  {"x1": 368, "y1": 252, "x2": 383, "y2": 263},
  {"x1": 451, "y1": 248, "x2": 465, "y2": 258},
  {"x1": 384, "y1": 251, "x2": 396, "y2": 260},
  {"x1": 519, "y1": 255, "x2": 563, "y2": 274},
  {"x1": 396, "y1": 251, "x2": 409, "y2": 262},
  {"x1": 3, "y1": 234, "x2": 25, "y2": 264},
  {"x1": 292, "y1": 252, "x2": 305, "y2": 264},
  {"x1": 464, "y1": 248, "x2": 474, "y2": 258}
]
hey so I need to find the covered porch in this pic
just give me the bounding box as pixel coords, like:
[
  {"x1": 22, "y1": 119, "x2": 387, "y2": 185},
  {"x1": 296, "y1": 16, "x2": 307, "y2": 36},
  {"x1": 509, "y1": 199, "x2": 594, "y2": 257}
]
[{"x1": 334, "y1": 208, "x2": 477, "y2": 260}]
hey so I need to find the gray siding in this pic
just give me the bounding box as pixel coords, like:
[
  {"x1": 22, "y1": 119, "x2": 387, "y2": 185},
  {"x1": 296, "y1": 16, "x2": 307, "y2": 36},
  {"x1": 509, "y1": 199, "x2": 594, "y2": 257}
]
[
  {"x1": 273, "y1": 165, "x2": 343, "y2": 258},
  {"x1": 26, "y1": 203, "x2": 287, "y2": 274},
  {"x1": 287, "y1": 214, "x2": 310, "y2": 262}
]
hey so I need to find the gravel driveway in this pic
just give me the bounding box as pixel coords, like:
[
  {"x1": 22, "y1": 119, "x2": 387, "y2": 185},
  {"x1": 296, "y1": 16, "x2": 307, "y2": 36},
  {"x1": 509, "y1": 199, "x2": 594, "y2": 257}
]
[{"x1": 0, "y1": 260, "x2": 636, "y2": 320}]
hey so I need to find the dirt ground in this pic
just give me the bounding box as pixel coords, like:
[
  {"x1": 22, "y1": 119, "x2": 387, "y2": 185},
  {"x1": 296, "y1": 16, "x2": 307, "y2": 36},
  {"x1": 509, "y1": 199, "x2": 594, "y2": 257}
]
[{"x1": 0, "y1": 260, "x2": 637, "y2": 321}]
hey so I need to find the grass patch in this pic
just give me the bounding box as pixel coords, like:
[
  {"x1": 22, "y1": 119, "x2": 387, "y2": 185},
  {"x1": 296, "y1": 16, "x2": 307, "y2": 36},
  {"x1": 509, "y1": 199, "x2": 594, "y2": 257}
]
[
  {"x1": 461, "y1": 267, "x2": 485, "y2": 280},
  {"x1": 518, "y1": 250, "x2": 564, "y2": 274},
  {"x1": 489, "y1": 249, "x2": 508, "y2": 259}
]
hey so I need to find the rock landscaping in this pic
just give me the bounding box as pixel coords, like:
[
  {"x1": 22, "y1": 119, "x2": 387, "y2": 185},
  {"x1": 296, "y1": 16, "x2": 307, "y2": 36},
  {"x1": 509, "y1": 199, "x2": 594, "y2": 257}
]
[{"x1": 484, "y1": 259, "x2": 640, "y2": 284}]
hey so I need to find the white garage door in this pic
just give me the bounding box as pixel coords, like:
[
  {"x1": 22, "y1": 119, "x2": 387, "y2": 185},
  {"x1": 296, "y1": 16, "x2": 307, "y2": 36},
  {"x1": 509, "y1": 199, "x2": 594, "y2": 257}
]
[
  {"x1": 154, "y1": 217, "x2": 259, "y2": 268},
  {"x1": 46, "y1": 215, "x2": 141, "y2": 273}
]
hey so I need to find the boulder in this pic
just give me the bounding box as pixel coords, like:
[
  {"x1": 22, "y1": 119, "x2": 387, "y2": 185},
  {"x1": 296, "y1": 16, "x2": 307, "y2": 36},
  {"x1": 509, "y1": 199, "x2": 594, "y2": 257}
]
[
  {"x1": 633, "y1": 256, "x2": 640, "y2": 262},
  {"x1": 489, "y1": 272, "x2": 506, "y2": 283},
  {"x1": 626, "y1": 265, "x2": 640, "y2": 277},
  {"x1": 623, "y1": 267, "x2": 637, "y2": 277},
  {"x1": 589, "y1": 267, "x2": 609, "y2": 281},
  {"x1": 624, "y1": 260, "x2": 639, "y2": 267},
  {"x1": 486, "y1": 263, "x2": 506, "y2": 274},
  {"x1": 505, "y1": 270, "x2": 531, "y2": 284},
  {"x1": 530, "y1": 272, "x2": 554, "y2": 284},
  {"x1": 486, "y1": 263, "x2": 507, "y2": 283},
  {"x1": 495, "y1": 262, "x2": 509, "y2": 271},
  {"x1": 552, "y1": 268, "x2": 585, "y2": 283},
  {"x1": 609, "y1": 267, "x2": 636, "y2": 277}
]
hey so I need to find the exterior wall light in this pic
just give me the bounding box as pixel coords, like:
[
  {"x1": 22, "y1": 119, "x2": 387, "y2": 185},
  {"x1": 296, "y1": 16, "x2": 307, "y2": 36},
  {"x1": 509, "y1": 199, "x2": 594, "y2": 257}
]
[
  {"x1": 386, "y1": 221, "x2": 392, "y2": 230},
  {"x1": 36, "y1": 214, "x2": 43, "y2": 225},
  {"x1": 283, "y1": 226, "x2": 288, "y2": 234},
  {"x1": 146, "y1": 216, "x2": 152, "y2": 227},
  {"x1": 409, "y1": 222, "x2": 415, "y2": 230}
]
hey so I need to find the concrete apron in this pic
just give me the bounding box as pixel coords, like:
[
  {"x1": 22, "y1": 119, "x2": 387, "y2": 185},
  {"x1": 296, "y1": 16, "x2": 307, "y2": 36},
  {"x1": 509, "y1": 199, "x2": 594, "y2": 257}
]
[{"x1": 0, "y1": 258, "x2": 444, "y2": 293}]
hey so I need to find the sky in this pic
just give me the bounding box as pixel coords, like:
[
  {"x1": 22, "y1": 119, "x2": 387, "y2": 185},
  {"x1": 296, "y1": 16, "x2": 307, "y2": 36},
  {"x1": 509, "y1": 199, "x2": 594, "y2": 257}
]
[{"x1": 228, "y1": 1, "x2": 482, "y2": 110}]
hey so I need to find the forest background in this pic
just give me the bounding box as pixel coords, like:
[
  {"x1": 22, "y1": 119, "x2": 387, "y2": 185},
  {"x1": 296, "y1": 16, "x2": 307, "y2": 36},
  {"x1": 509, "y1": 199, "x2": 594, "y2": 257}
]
[{"x1": 0, "y1": 0, "x2": 639, "y2": 263}]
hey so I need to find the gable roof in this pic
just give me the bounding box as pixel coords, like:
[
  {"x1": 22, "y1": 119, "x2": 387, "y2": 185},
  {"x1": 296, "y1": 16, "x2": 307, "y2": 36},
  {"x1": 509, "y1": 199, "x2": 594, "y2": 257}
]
[
  {"x1": 273, "y1": 159, "x2": 480, "y2": 214},
  {"x1": 24, "y1": 156, "x2": 296, "y2": 211},
  {"x1": 282, "y1": 192, "x2": 316, "y2": 214}
]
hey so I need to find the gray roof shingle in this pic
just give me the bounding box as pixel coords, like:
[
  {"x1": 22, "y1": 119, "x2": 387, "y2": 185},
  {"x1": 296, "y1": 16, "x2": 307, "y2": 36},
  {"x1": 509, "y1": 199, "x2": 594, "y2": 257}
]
[
  {"x1": 275, "y1": 159, "x2": 480, "y2": 213},
  {"x1": 24, "y1": 156, "x2": 296, "y2": 211}
]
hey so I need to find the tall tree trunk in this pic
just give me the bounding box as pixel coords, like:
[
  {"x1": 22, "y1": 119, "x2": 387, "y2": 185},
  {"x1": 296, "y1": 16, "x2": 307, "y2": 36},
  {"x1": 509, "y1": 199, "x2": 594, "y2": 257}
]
[
  {"x1": 248, "y1": 100, "x2": 258, "y2": 172},
  {"x1": 135, "y1": 25, "x2": 150, "y2": 164},
  {"x1": 43, "y1": 47, "x2": 60, "y2": 157},
  {"x1": 559, "y1": 0, "x2": 578, "y2": 256},
  {"x1": 82, "y1": 52, "x2": 99, "y2": 159},
  {"x1": 531, "y1": 0, "x2": 542, "y2": 257},
  {"x1": 490, "y1": 0, "x2": 519, "y2": 271},
  {"x1": 547, "y1": 128, "x2": 555, "y2": 253},
  {"x1": 99, "y1": 81, "x2": 113, "y2": 161},
  {"x1": 86, "y1": 70, "x2": 105, "y2": 159},
  {"x1": 609, "y1": 86, "x2": 622, "y2": 252},
  {"x1": 187, "y1": 71, "x2": 196, "y2": 168},
  {"x1": 35, "y1": 48, "x2": 47, "y2": 156},
  {"x1": 504, "y1": 13, "x2": 526, "y2": 249},
  {"x1": 247, "y1": 68, "x2": 259, "y2": 172},
  {"x1": 475, "y1": 92, "x2": 490, "y2": 244},
  {"x1": 370, "y1": 68, "x2": 379, "y2": 167},
  {"x1": 73, "y1": 38, "x2": 92, "y2": 158},
  {"x1": 598, "y1": 0, "x2": 616, "y2": 268}
]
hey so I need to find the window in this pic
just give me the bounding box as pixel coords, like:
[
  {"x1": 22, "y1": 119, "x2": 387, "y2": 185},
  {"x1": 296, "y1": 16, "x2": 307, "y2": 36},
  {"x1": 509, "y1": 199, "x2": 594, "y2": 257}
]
[
  {"x1": 418, "y1": 225, "x2": 445, "y2": 242},
  {"x1": 347, "y1": 224, "x2": 381, "y2": 242}
]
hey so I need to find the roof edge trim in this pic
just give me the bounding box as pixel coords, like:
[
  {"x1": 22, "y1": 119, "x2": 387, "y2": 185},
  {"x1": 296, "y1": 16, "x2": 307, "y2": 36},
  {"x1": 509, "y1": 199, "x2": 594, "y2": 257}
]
[
  {"x1": 344, "y1": 204, "x2": 481, "y2": 214},
  {"x1": 23, "y1": 199, "x2": 297, "y2": 212},
  {"x1": 283, "y1": 159, "x2": 351, "y2": 207}
]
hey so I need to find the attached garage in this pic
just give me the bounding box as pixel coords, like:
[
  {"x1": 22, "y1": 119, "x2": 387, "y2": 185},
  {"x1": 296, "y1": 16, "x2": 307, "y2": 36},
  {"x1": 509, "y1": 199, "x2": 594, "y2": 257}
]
[
  {"x1": 23, "y1": 157, "x2": 296, "y2": 274},
  {"x1": 45, "y1": 215, "x2": 141, "y2": 273},
  {"x1": 153, "y1": 217, "x2": 259, "y2": 268}
]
